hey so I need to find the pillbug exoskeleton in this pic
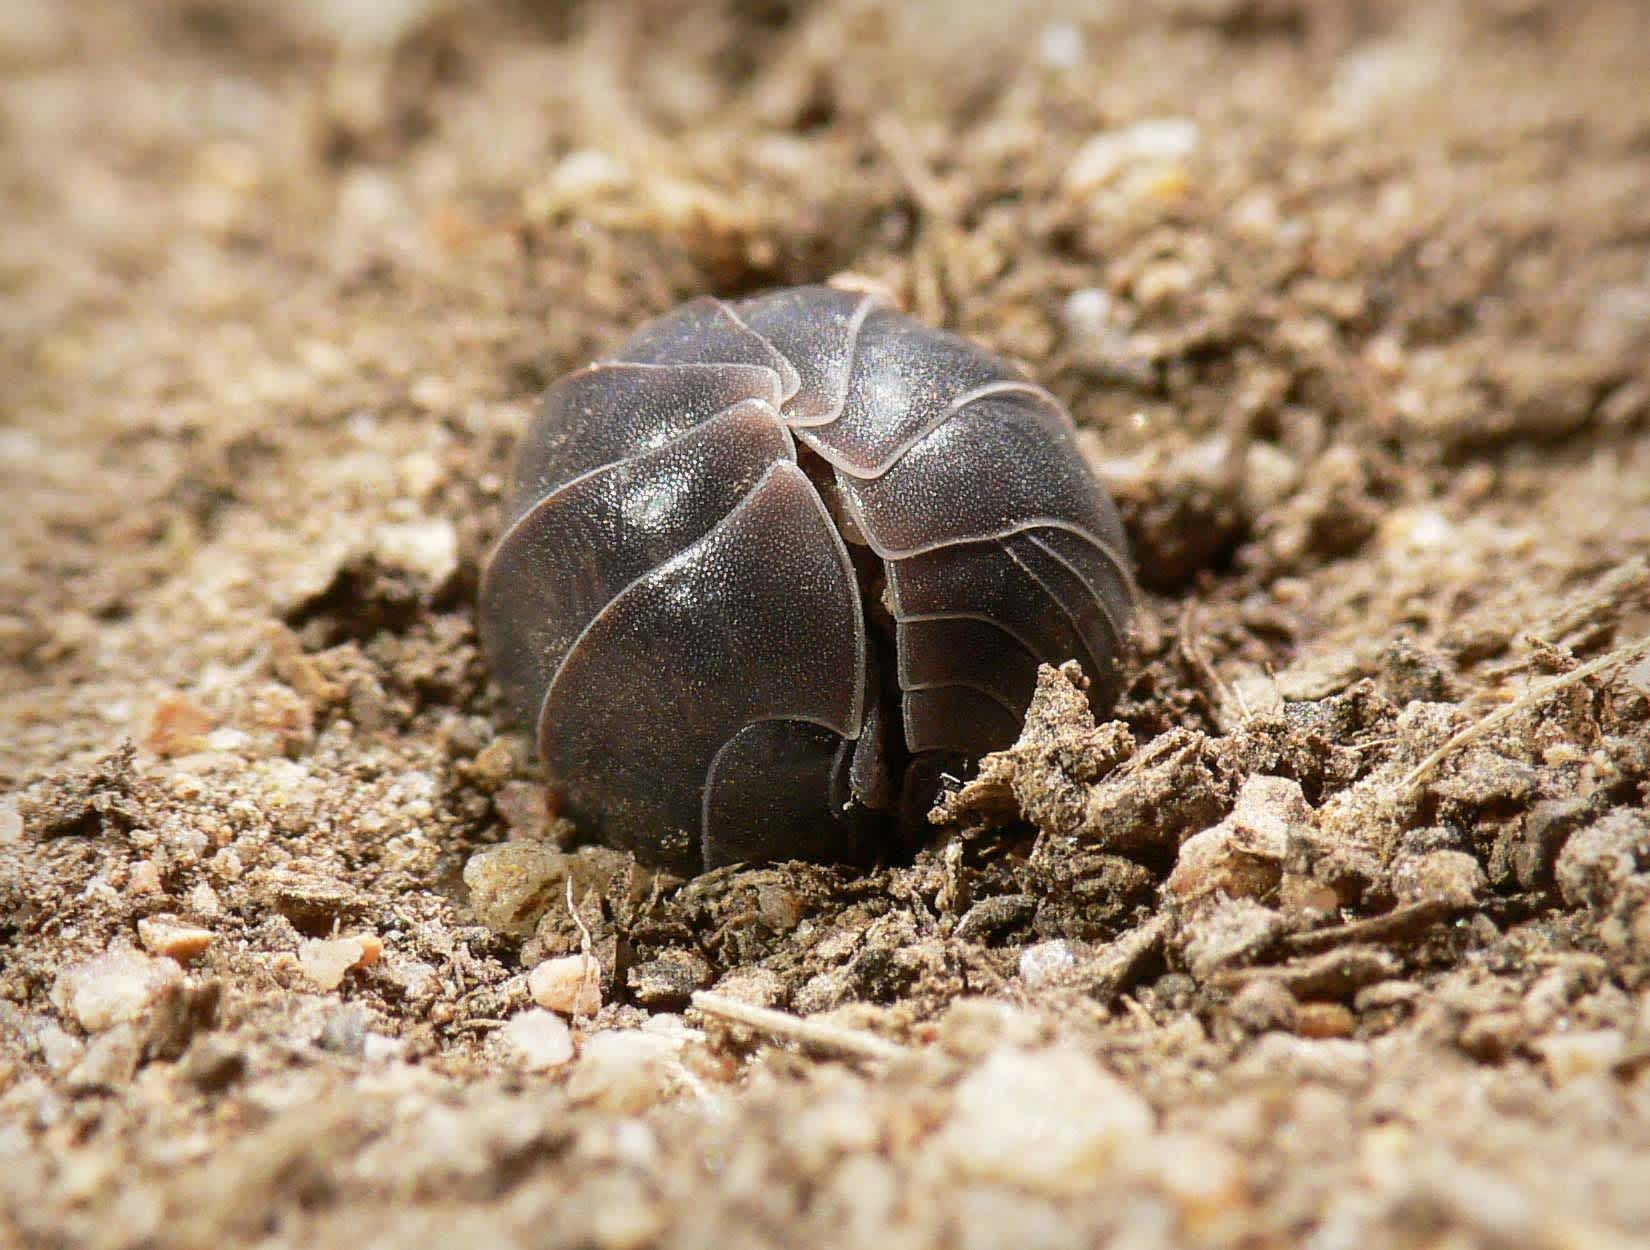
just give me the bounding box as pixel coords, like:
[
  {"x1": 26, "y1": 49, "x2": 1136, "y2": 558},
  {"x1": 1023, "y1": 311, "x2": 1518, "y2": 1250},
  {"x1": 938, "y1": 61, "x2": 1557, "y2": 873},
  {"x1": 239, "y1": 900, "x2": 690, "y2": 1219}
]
[{"x1": 481, "y1": 285, "x2": 1134, "y2": 873}]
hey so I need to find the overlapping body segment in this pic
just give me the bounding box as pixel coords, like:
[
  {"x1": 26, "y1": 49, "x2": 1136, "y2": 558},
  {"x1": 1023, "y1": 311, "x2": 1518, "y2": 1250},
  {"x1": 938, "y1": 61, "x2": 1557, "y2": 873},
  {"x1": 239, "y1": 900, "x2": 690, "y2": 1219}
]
[{"x1": 481, "y1": 285, "x2": 1135, "y2": 873}]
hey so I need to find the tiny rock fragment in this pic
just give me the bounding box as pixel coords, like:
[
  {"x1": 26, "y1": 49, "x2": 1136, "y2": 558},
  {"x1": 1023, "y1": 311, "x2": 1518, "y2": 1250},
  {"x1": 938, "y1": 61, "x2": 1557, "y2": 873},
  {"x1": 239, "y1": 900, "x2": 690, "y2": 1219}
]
[
  {"x1": 1127, "y1": 1131, "x2": 1249, "y2": 1227},
  {"x1": 936, "y1": 999, "x2": 1045, "y2": 1061},
  {"x1": 189, "y1": 882, "x2": 222, "y2": 916},
  {"x1": 126, "y1": 860, "x2": 163, "y2": 895},
  {"x1": 1086, "y1": 915, "x2": 1172, "y2": 1005},
  {"x1": 1065, "y1": 118, "x2": 1200, "y2": 196},
  {"x1": 1167, "y1": 822, "x2": 1280, "y2": 904},
  {"x1": 1018, "y1": 939, "x2": 1081, "y2": 990},
  {"x1": 137, "y1": 918, "x2": 214, "y2": 962},
  {"x1": 936, "y1": 1044, "x2": 1153, "y2": 1194},
  {"x1": 1166, "y1": 776, "x2": 1307, "y2": 907},
  {"x1": 468, "y1": 740, "x2": 519, "y2": 792},
  {"x1": 0, "y1": 801, "x2": 24, "y2": 844},
  {"x1": 371, "y1": 518, "x2": 459, "y2": 587},
  {"x1": 489, "y1": 783, "x2": 552, "y2": 841},
  {"x1": 52, "y1": 949, "x2": 184, "y2": 1033},
  {"x1": 1391, "y1": 849, "x2": 1485, "y2": 907},
  {"x1": 500, "y1": 1009, "x2": 575, "y2": 1072},
  {"x1": 144, "y1": 694, "x2": 215, "y2": 757},
  {"x1": 954, "y1": 893, "x2": 1035, "y2": 943},
  {"x1": 627, "y1": 949, "x2": 714, "y2": 1010},
  {"x1": 528, "y1": 954, "x2": 603, "y2": 1017},
  {"x1": 1228, "y1": 979, "x2": 1298, "y2": 1035},
  {"x1": 297, "y1": 935, "x2": 379, "y2": 992},
  {"x1": 463, "y1": 842, "x2": 572, "y2": 937},
  {"x1": 707, "y1": 966, "x2": 786, "y2": 1010},
  {"x1": 1295, "y1": 1002, "x2": 1356, "y2": 1039},
  {"x1": 1513, "y1": 798, "x2": 1592, "y2": 890},
  {"x1": 1223, "y1": 945, "x2": 1401, "y2": 1002},
  {"x1": 258, "y1": 867, "x2": 363, "y2": 932},
  {"x1": 36, "y1": 1023, "x2": 84, "y2": 1074},
  {"x1": 67, "y1": 1022, "x2": 143, "y2": 1090},
  {"x1": 1555, "y1": 811, "x2": 1649, "y2": 910},
  {"x1": 568, "y1": 1030, "x2": 682, "y2": 1113},
  {"x1": 1178, "y1": 897, "x2": 1287, "y2": 982},
  {"x1": 1458, "y1": 1010, "x2": 1526, "y2": 1063},
  {"x1": 1241, "y1": 441, "x2": 1302, "y2": 514},
  {"x1": 1535, "y1": 1029, "x2": 1626, "y2": 1084},
  {"x1": 1279, "y1": 822, "x2": 1383, "y2": 915}
]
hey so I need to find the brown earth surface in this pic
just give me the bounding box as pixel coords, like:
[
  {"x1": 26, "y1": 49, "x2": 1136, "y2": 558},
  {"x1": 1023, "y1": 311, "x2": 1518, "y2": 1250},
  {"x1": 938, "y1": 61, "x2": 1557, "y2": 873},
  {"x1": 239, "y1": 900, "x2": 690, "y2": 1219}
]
[{"x1": 4, "y1": 2, "x2": 1650, "y2": 1247}]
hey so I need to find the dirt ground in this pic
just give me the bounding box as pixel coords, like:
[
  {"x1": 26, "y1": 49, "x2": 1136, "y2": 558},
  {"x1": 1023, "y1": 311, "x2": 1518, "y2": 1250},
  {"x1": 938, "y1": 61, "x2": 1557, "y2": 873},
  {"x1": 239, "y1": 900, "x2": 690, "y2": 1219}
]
[{"x1": 4, "y1": 1, "x2": 1650, "y2": 1247}]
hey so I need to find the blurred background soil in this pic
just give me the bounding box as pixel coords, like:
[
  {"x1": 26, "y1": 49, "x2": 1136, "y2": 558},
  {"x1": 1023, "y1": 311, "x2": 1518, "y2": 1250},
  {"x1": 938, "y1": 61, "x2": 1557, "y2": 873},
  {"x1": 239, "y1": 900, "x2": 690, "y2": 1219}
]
[{"x1": 3, "y1": 1, "x2": 1650, "y2": 1247}]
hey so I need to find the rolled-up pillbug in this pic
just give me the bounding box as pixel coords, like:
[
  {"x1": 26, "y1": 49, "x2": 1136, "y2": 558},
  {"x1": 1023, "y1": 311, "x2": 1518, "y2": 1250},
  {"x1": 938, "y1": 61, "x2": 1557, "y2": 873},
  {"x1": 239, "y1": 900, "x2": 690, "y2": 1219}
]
[{"x1": 481, "y1": 284, "x2": 1134, "y2": 874}]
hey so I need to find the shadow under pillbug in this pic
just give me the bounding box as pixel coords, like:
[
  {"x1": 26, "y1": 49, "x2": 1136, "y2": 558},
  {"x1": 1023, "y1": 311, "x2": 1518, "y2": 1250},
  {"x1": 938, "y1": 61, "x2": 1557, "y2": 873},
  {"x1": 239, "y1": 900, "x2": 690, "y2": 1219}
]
[{"x1": 480, "y1": 284, "x2": 1135, "y2": 874}]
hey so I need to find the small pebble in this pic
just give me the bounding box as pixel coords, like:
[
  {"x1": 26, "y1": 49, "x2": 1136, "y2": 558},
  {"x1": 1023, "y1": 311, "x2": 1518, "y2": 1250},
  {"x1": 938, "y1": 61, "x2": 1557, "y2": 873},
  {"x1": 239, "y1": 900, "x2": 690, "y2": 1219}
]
[
  {"x1": 936, "y1": 1044, "x2": 1153, "y2": 1194},
  {"x1": 463, "y1": 843, "x2": 569, "y2": 937},
  {"x1": 67, "y1": 1024, "x2": 141, "y2": 1090},
  {"x1": 1229, "y1": 979, "x2": 1298, "y2": 1035},
  {"x1": 1037, "y1": 22, "x2": 1084, "y2": 70},
  {"x1": 1391, "y1": 849, "x2": 1484, "y2": 907},
  {"x1": 568, "y1": 1030, "x2": 681, "y2": 1113},
  {"x1": 528, "y1": 954, "x2": 603, "y2": 1017},
  {"x1": 1535, "y1": 1029, "x2": 1626, "y2": 1084},
  {"x1": 188, "y1": 882, "x2": 222, "y2": 916},
  {"x1": 500, "y1": 1009, "x2": 575, "y2": 1072},
  {"x1": 1065, "y1": 118, "x2": 1200, "y2": 195},
  {"x1": 35, "y1": 1023, "x2": 84, "y2": 1074},
  {"x1": 296, "y1": 934, "x2": 382, "y2": 992},
  {"x1": 372, "y1": 518, "x2": 458, "y2": 586},
  {"x1": 126, "y1": 861, "x2": 163, "y2": 896},
  {"x1": 51, "y1": 949, "x2": 183, "y2": 1032},
  {"x1": 1295, "y1": 1003, "x2": 1356, "y2": 1040},
  {"x1": 144, "y1": 694, "x2": 215, "y2": 757},
  {"x1": 137, "y1": 918, "x2": 214, "y2": 962},
  {"x1": 1555, "y1": 812, "x2": 1648, "y2": 910},
  {"x1": 1018, "y1": 940, "x2": 1080, "y2": 990}
]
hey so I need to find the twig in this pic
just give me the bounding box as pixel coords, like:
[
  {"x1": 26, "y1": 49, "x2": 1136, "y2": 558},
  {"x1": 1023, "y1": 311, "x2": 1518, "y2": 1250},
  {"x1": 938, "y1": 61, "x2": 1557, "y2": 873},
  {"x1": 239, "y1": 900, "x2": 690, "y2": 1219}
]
[
  {"x1": 1283, "y1": 897, "x2": 1459, "y2": 954},
  {"x1": 566, "y1": 877, "x2": 602, "y2": 1014},
  {"x1": 1401, "y1": 634, "x2": 1650, "y2": 797},
  {"x1": 690, "y1": 991, "x2": 909, "y2": 1062}
]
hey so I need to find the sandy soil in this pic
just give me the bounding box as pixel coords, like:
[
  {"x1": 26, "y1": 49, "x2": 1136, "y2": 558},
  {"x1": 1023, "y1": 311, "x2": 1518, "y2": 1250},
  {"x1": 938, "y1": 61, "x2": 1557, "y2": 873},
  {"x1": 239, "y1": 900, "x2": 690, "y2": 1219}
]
[{"x1": 3, "y1": 2, "x2": 1650, "y2": 1247}]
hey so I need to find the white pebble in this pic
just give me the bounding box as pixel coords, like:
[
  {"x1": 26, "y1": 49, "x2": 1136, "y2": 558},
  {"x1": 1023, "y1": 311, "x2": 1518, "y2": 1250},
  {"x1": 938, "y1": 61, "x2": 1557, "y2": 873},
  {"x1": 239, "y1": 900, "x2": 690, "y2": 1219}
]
[
  {"x1": 528, "y1": 954, "x2": 603, "y2": 1017},
  {"x1": 501, "y1": 1009, "x2": 575, "y2": 1072},
  {"x1": 1037, "y1": 22, "x2": 1084, "y2": 69},
  {"x1": 1018, "y1": 940, "x2": 1080, "y2": 989},
  {"x1": 297, "y1": 935, "x2": 380, "y2": 991},
  {"x1": 567, "y1": 1029, "x2": 681, "y2": 1112},
  {"x1": 372, "y1": 518, "x2": 458, "y2": 586},
  {"x1": 1536, "y1": 1029, "x2": 1626, "y2": 1084},
  {"x1": 1065, "y1": 119, "x2": 1200, "y2": 194},
  {"x1": 936, "y1": 1045, "x2": 1153, "y2": 1193},
  {"x1": 51, "y1": 949, "x2": 183, "y2": 1032}
]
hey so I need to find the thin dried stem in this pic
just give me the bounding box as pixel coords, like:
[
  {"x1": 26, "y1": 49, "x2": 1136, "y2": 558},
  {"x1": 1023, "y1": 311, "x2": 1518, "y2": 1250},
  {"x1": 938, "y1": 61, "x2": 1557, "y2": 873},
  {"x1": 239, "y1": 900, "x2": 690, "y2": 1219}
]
[
  {"x1": 1402, "y1": 634, "x2": 1650, "y2": 797},
  {"x1": 691, "y1": 991, "x2": 909, "y2": 1062}
]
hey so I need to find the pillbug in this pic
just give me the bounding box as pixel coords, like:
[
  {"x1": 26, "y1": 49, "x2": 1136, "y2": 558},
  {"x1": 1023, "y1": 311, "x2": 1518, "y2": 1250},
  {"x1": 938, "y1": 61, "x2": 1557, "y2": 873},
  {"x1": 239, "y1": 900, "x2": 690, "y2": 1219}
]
[{"x1": 481, "y1": 285, "x2": 1134, "y2": 873}]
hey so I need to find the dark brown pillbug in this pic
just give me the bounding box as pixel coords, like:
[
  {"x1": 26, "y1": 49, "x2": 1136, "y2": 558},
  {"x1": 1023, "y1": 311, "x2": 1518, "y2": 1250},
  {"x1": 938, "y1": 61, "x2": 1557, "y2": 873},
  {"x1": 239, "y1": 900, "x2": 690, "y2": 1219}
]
[{"x1": 481, "y1": 284, "x2": 1134, "y2": 874}]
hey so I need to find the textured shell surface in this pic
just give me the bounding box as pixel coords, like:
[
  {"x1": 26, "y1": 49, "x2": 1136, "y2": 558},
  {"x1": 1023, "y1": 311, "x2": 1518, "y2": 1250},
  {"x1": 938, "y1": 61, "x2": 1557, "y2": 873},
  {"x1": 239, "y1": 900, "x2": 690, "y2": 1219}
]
[{"x1": 481, "y1": 285, "x2": 1134, "y2": 874}]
